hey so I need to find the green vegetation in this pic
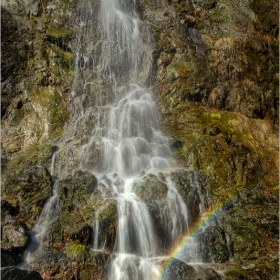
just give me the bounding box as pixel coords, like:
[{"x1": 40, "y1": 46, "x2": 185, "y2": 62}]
[{"x1": 65, "y1": 243, "x2": 86, "y2": 257}]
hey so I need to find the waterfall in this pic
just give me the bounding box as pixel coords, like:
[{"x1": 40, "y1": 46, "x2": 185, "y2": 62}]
[
  {"x1": 21, "y1": 0, "x2": 228, "y2": 277},
  {"x1": 23, "y1": 152, "x2": 60, "y2": 264},
  {"x1": 73, "y1": 0, "x2": 191, "y2": 278}
]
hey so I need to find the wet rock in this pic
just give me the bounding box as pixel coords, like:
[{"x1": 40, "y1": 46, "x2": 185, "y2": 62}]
[
  {"x1": 134, "y1": 173, "x2": 169, "y2": 247},
  {"x1": 51, "y1": 140, "x2": 82, "y2": 180},
  {"x1": 1, "y1": 8, "x2": 29, "y2": 118},
  {"x1": 80, "y1": 137, "x2": 102, "y2": 172},
  {"x1": 1, "y1": 200, "x2": 19, "y2": 219},
  {"x1": 51, "y1": 171, "x2": 118, "y2": 252},
  {"x1": 1, "y1": 250, "x2": 15, "y2": 267},
  {"x1": 1, "y1": 150, "x2": 9, "y2": 172},
  {"x1": 161, "y1": 258, "x2": 221, "y2": 280},
  {"x1": 56, "y1": 170, "x2": 97, "y2": 245},
  {"x1": 1, "y1": 215, "x2": 30, "y2": 252},
  {"x1": 1, "y1": 266, "x2": 43, "y2": 280},
  {"x1": 134, "y1": 170, "x2": 209, "y2": 249},
  {"x1": 1, "y1": 200, "x2": 28, "y2": 265},
  {"x1": 57, "y1": 170, "x2": 98, "y2": 209},
  {"x1": 170, "y1": 170, "x2": 208, "y2": 225},
  {"x1": 170, "y1": 138, "x2": 183, "y2": 150},
  {"x1": 218, "y1": 184, "x2": 279, "y2": 262},
  {"x1": 197, "y1": 225, "x2": 231, "y2": 263},
  {"x1": 96, "y1": 199, "x2": 118, "y2": 251},
  {"x1": 2, "y1": 166, "x2": 52, "y2": 229},
  {"x1": 26, "y1": 249, "x2": 110, "y2": 280}
]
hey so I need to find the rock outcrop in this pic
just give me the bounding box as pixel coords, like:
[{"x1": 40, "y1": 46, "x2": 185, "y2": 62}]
[
  {"x1": 1, "y1": 0, "x2": 278, "y2": 279},
  {"x1": 1, "y1": 266, "x2": 43, "y2": 280}
]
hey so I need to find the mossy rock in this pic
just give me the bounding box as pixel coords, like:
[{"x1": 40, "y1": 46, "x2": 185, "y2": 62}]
[
  {"x1": 169, "y1": 170, "x2": 207, "y2": 225},
  {"x1": 2, "y1": 165, "x2": 52, "y2": 229},
  {"x1": 61, "y1": 212, "x2": 90, "y2": 236},
  {"x1": 95, "y1": 199, "x2": 118, "y2": 252},
  {"x1": 186, "y1": 134, "x2": 261, "y2": 200},
  {"x1": 57, "y1": 170, "x2": 97, "y2": 245},
  {"x1": 161, "y1": 258, "x2": 221, "y2": 280},
  {"x1": 1, "y1": 87, "x2": 69, "y2": 154},
  {"x1": 1, "y1": 144, "x2": 53, "y2": 191},
  {"x1": 28, "y1": 87, "x2": 69, "y2": 138},
  {"x1": 65, "y1": 243, "x2": 86, "y2": 258},
  {"x1": 134, "y1": 173, "x2": 168, "y2": 203},
  {"x1": 57, "y1": 170, "x2": 97, "y2": 207},
  {"x1": 46, "y1": 27, "x2": 73, "y2": 39},
  {"x1": 26, "y1": 249, "x2": 111, "y2": 280},
  {"x1": 165, "y1": 105, "x2": 278, "y2": 203},
  {"x1": 196, "y1": 225, "x2": 231, "y2": 263},
  {"x1": 1, "y1": 143, "x2": 55, "y2": 232},
  {"x1": 218, "y1": 185, "x2": 279, "y2": 262},
  {"x1": 211, "y1": 260, "x2": 279, "y2": 280}
]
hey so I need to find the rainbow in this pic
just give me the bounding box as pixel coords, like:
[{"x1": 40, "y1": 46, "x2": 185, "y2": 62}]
[{"x1": 158, "y1": 198, "x2": 234, "y2": 279}]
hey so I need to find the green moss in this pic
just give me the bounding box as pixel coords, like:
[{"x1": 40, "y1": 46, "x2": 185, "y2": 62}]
[
  {"x1": 46, "y1": 27, "x2": 73, "y2": 39},
  {"x1": 200, "y1": 111, "x2": 239, "y2": 136},
  {"x1": 3, "y1": 144, "x2": 52, "y2": 177},
  {"x1": 134, "y1": 174, "x2": 168, "y2": 203},
  {"x1": 166, "y1": 62, "x2": 191, "y2": 80},
  {"x1": 208, "y1": 7, "x2": 227, "y2": 24},
  {"x1": 99, "y1": 202, "x2": 117, "y2": 222},
  {"x1": 28, "y1": 87, "x2": 68, "y2": 138},
  {"x1": 65, "y1": 243, "x2": 86, "y2": 257},
  {"x1": 48, "y1": 91, "x2": 69, "y2": 135},
  {"x1": 154, "y1": 32, "x2": 175, "y2": 52}
]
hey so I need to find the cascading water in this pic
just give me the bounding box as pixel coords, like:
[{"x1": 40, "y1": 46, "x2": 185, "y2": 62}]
[
  {"x1": 74, "y1": 0, "x2": 192, "y2": 278},
  {"x1": 23, "y1": 152, "x2": 60, "y2": 264},
  {"x1": 22, "y1": 0, "x2": 231, "y2": 277}
]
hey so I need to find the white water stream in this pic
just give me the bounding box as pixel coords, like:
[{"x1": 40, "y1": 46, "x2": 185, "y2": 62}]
[
  {"x1": 76, "y1": 0, "x2": 191, "y2": 278},
  {"x1": 22, "y1": 0, "x2": 230, "y2": 277},
  {"x1": 24, "y1": 152, "x2": 60, "y2": 264}
]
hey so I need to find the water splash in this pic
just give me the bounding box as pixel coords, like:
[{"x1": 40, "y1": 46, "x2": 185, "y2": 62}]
[
  {"x1": 24, "y1": 152, "x2": 60, "y2": 264},
  {"x1": 79, "y1": 0, "x2": 191, "y2": 278},
  {"x1": 24, "y1": 181, "x2": 60, "y2": 264}
]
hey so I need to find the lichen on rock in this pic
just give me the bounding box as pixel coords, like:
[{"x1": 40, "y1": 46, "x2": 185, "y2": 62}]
[{"x1": 0, "y1": 0, "x2": 279, "y2": 278}]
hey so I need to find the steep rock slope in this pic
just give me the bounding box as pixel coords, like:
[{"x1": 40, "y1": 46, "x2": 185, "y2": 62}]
[{"x1": 1, "y1": 0, "x2": 278, "y2": 279}]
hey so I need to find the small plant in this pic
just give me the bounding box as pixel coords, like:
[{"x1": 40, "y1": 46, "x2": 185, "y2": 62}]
[{"x1": 65, "y1": 243, "x2": 86, "y2": 257}]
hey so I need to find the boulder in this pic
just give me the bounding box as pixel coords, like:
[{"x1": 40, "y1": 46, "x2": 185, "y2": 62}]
[
  {"x1": 161, "y1": 258, "x2": 221, "y2": 280},
  {"x1": 2, "y1": 166, "x2": 53, "y2": 229},
  {"x1": 196, "y1": 225, "x2": 231, "y2": 263},
  {"x1": 1, "y1": 200, "x2": 28, "y2": 265},
  {"x1": 55, "y1": 170, "x2": 97, "y2": 247},
  {"x1": 1, "y1": 266, "x2": 43, "y2": 280},
  {"x1": 26, "y1": 249, "x2": 111, "y2": 280},
  {"x1": 1, "y1": 250, "x2": 15, "y2": 267},
  {"x1": 47, "y1": 171, "x2": 118, "y2": 252},
  {"x1": 134, "y1": 173, "x2": 169, "y2": 248},
  {"x1": 1, "y1": 215, "x2": 30, "y2": 252},
  {"x1": 170, "y1": 170, "x2": 207, "y2": 224},
  {"x1": 134, "y1": 170, "x2": 209, "y2": 249}
]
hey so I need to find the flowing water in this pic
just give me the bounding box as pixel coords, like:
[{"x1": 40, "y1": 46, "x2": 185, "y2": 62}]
[
  {"x1": 24, "y1": 152, "x2": 60, "y2": 264},
  {"x1": 75, "y1": 0, "x2": 191, "y2": 278},
  {"x1": 23, "y1": 0, "x2": 230, "y2": 277}
]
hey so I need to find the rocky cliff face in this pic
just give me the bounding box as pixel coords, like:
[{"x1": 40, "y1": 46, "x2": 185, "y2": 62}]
[{"x1": 1, "y1": 0, "x2": 278, "y2": 279}]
